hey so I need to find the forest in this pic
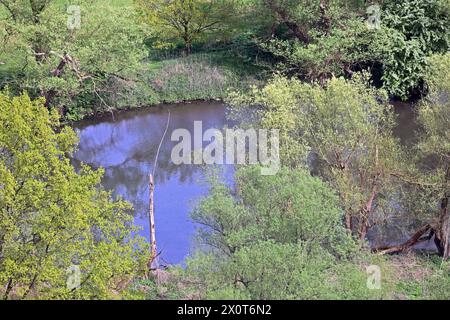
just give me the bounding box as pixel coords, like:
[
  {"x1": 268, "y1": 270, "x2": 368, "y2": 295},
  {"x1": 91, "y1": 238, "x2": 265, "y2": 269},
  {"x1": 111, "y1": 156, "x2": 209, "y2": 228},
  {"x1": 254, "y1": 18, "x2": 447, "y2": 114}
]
[{"x1": 0, "y1": 0, "x2": 450, "y2": 300}]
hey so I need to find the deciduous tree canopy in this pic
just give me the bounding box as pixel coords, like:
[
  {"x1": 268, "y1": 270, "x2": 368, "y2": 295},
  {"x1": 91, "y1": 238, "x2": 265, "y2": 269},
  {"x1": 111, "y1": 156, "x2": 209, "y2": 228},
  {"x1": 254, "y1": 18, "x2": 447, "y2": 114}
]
[{"x1": 0, "y1": 92, "x2": 148, "y2": 299}]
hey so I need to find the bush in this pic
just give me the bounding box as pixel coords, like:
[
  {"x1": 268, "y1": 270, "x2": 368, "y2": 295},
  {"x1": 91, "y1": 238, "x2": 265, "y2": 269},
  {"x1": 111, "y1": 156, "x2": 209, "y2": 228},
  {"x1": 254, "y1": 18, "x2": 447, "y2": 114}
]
[
  {"x1": 379, "y1": 0, "x2": 450, "y2": 99},
  {"x1": 145, "y1": 166, "x2": 388, "y2": 300}
]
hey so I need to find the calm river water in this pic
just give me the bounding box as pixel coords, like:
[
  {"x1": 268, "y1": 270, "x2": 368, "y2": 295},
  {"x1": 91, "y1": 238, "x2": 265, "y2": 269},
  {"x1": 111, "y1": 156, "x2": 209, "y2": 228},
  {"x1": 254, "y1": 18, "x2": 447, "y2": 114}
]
[
  {"x1": 72, "y1": 101, "x2": 233, "y2": 264},
  {"x1": 71, "y1": 100, "x2": 432, "y2": 265}
]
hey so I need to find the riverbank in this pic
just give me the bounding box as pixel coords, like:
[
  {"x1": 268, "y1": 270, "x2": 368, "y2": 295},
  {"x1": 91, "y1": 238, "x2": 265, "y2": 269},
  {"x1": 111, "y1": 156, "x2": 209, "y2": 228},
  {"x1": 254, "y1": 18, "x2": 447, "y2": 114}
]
[
  {"x1": 60, "y1": 52, "x2": 262, "y2": 123},
  {"x1": 388, "y1": 253, "x2": 450, "y2": 299}
]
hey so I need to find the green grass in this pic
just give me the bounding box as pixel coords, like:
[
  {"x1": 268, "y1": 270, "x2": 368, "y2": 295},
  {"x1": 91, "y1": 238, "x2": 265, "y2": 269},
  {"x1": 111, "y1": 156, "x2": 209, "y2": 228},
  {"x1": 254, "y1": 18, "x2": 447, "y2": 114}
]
[
  {"x1": 145, "y1": 52, "x2": 261, "y2": 104},
  {"x1": 387, "y1": 253, "x2": 450, "y2": 300}
]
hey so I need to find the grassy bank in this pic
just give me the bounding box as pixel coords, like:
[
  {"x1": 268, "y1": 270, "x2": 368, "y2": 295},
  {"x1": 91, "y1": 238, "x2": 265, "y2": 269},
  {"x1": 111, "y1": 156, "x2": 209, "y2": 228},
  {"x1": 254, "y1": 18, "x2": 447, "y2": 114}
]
[
  {"x1": 390, "y1": 253, "x2": 450, "y2": 300},
  {"x1": 123, "y1": 252, "x2": 450, "y2": 300},
  {"x1": 144, "y1": 52, "x2": 262, "y2": 105}
]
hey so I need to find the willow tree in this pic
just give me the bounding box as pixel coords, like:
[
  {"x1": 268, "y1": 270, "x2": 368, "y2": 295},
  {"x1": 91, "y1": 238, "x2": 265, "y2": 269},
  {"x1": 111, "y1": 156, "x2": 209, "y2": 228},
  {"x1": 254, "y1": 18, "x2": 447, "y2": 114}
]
[
  {"x1": 228, "y1": 75, "x2": 405, "y2": 243},
  {"x1": 136, "y1": 0, "x2": 234, "y2": 55},
  {"x1": 420, "y1": 54, "x2": 450, "y2": 257},
  {"x1": 0, "y1": 92, "x2": 148, "y2": 299},
  {"x1": 146, "y1": 167, "x2": 387, "y2": 300},
  {"x1": 391, "y1": 53, "x2": 450, "y2": 257}
]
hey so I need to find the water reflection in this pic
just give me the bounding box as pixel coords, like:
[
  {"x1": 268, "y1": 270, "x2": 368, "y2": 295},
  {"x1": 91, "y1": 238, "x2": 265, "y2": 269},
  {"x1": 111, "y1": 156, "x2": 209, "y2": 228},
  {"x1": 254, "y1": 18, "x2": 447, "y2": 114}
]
[
  {"x1": 72, "y1": 102, "x2": 233, "y2": 264},
  {"x1": 71, "y1": 100, "x2": 435, "y2": 264}
]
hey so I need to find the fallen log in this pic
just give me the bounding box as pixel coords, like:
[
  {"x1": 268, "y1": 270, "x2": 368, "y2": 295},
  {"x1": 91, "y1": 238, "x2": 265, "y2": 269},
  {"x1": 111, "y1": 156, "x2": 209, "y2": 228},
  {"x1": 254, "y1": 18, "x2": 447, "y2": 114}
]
[{"x1": 374, "y1": 224, "x2": 432, "y2": 255}]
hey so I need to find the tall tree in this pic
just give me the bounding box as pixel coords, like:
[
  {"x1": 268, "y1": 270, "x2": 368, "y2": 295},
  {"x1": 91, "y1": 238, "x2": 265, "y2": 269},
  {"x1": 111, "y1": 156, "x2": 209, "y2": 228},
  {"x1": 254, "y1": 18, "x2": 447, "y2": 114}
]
[
  {"x1": 136, "y1": 0, "x2": 234, "y2": 54},
  {"x1": 0, "y1": 92, "x2": 148, "y2": 299},
  {"x1": 228, "y1": 74, "x2": 405, "y2": 243}
]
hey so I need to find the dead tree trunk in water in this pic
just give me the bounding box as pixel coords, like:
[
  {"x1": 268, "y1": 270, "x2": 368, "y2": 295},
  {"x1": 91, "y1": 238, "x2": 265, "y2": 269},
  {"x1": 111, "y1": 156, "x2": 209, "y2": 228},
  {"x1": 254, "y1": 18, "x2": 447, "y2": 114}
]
[
  {"x1": 147, "y1": 111, "x2": 171, "y2": 270},
  {"x1": 375, "y1": 189, "x2": 449, "y2": 257},
  {"x1": 148, "y1": 174, "x2": 158, "y2": 269},
  {"x1": 374, "y1": 224, "x2": 432, "y2": 255}
]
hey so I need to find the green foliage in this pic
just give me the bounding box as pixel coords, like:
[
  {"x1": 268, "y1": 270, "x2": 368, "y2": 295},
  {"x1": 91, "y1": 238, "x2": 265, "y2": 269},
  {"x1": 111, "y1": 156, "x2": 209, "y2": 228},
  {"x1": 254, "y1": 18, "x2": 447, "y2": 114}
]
[
  {"x1": 401, "y1": 53, "x2": 450, "y2": 254},
  {"x1": 377, "y1": 31, "x2": 427, "y2": 100},
  {"x1": 229, "y1": 75, "x2": 405, "y2": 240},
  {"x1": 0, "y1": 0, "x2": 449, "y2": 301},
  {"x1": 197, "y1": 240, "x2": 375, "y2": 300},
  {"x1": 422, "y1": 260, "x2": 450, "y2": 299},
  {"x1": 0, "y1": 1, "x2": 151, "y2": 120},
  {"x1": 193, "y1": 166, "x2": 355, "y2": 254},
  {"x1": 392, "y1": 255, "x2": 450, "y2": 300},
  {"x1": 399, "y1": 54, "x2": 450, "y2": 221},
  {"x1": 146, "y1": 166, "x2": 389, "y2": 299},
  {"x1": 0, "y1": 92, "x2": 148, "y2": 299},
  {"x1": 379, "y1": 0, "x2": 450, "y2": 99},
  {"x1": 419, "y1": 53, "x2": 450, "y2": 159},
  {"x1": 383, "y1": 0, "x2": 450, "y2": 55},
  {"x1": 252, "y1": 0, "x2": 449, "y2": 100},
  {"x1": 261, "y1": 18, "x2": 386, "y2": 83},
  {"x1": 135, "y1": 0, "x2": 235, "y2": 54}
]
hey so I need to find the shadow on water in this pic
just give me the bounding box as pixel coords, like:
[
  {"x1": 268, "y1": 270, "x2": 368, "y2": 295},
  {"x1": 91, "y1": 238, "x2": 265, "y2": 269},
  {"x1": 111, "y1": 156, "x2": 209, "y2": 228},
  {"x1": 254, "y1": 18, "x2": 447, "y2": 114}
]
[
  {"x1": 71, "y1": 101, "x2": 234, "y2": 265},
  {"x1": 392, "y1": 100, "x2": 420, "y2": 146}
]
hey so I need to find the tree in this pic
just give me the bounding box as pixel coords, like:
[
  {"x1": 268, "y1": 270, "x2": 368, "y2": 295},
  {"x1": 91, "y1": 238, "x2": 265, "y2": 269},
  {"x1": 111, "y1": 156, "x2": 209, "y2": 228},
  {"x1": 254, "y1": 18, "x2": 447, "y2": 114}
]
[
  {"x1": 192, "y1": 166, "x2": 355, "y2": 255},
  {"x1": 144, "y1": 167, "x2": 387, "y2": 300},
  {"x1": 249, "y1": 0, "x2": 449, "y2": 99},
  {"x1": 228, "y1": 75, "x2": 405, "y2": 243},
  {"x1": 0, "y1": 1, "x2": 150, "y2": 119},
  {"x1": 0, "y1": 92, "x2": 148, "y2": 299},
  {"x1": 136, "y1": 0, "x2": 234, "y2": 55},
  {"x1": 374, "y1": 53, "x2": 450, "y2": 258},
  {"x1": 260, "y1": 19, "x2": 389, "y2": 85},
  {"x1": 248, "y1": 0, "x2": 383, "y2": 84},
  {"x1": 380, "y1": 0, "x2": 450, "y2": 99},
  {"x1": 392, "y1": 53, "x2": 450, "y2": 257}
]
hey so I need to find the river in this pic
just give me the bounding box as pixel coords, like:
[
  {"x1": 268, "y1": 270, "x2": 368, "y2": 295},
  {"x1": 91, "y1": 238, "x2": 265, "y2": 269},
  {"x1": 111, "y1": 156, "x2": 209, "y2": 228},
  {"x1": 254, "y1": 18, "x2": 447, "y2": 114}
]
[
  {"x1": 71, "y1": 100, "x2": 431, "y2": 265},
  {"x1": 72, "y1": 101, "x2": 233, "y2": 265}
]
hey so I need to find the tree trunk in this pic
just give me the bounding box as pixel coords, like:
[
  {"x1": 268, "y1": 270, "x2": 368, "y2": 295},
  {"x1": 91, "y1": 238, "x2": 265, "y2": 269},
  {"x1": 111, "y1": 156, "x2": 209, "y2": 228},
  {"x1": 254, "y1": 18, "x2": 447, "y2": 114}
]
[
  {"x1": 319, "y1": 0, "x2": 331, "y2": 34},
  {"x1": 44, "y1": 54, "x2": 72, "y2": 108},
  {"x1": 3, "y1": 278, "x2": 13, "y2": 300},
  {"x1": 345, "y1": 213, "x2": 352, "y2": 231},
  {"x1": 435, "y1": 165, "x2": 450, "y2": 257},
  {"x1": 183, "y1": 36, "x2": 192, "y2": 56},
  {"x1": 358, "y1": 179, "x2": 378, "y2": 242},
  {"x1": 434, "y1": 196, "x2": 450, "y2": 257},
  {"x1": 148, "y1": 174, "x2": 158, "y2": 269}
]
